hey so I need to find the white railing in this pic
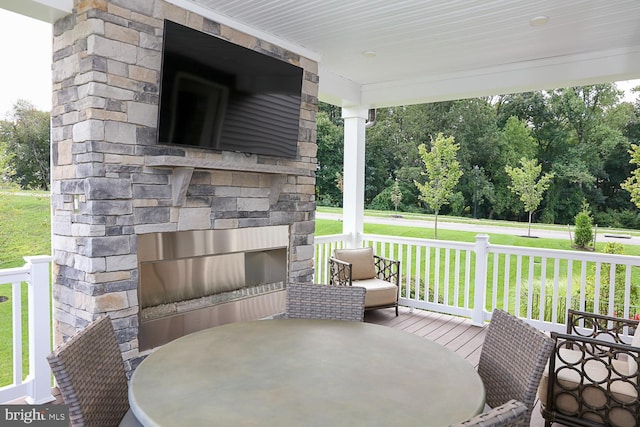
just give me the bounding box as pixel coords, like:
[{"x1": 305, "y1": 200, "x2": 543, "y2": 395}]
[
  {"x1": 315, "y1": 234, "x2": 640, "y2": 336},
  {"x1": 0, "y1": 256, "x2": 54, "y2": 404}
]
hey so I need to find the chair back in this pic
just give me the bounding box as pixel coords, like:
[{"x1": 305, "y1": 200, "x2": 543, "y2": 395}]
[
  {"x1": 478, "y1": 309, "x2": 554, "y2": 426},
  {"x1": 450, "y1": 400, "x2": 527, "y2": 427},
  {"x1": 48, "y1": 316, "x2": 130, "y2": 426},
  {"x1": 285, "y1": 282, "x2": 366, "y2": 321}
]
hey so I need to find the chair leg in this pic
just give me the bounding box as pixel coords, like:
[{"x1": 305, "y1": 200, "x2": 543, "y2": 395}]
[{"x1": 395, "y1": 304, "x2": 398, "y2": 316}]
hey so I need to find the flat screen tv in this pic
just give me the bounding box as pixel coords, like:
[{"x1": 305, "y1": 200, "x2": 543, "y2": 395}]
[{"x1": 157, "y1": 20, "x2": 303, "y2": 159}]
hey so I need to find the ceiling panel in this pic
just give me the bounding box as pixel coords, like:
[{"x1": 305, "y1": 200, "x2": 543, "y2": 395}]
[{"x1": 13, "y1": 0, "x2": 640, "y2": 107}]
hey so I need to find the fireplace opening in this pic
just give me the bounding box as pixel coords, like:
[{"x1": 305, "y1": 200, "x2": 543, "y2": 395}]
[{"x1": 137, "y1": 226, "x2": 288, "y2": 350}]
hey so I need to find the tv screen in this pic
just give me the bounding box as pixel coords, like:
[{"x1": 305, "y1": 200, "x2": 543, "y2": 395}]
[{"x1": 157, "y1": 20, "x2": 303, "y2": 159}]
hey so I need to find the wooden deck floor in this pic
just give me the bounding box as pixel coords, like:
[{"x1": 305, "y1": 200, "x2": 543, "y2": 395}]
[
  {"x1": 9, "y1": 307, "x2": 555, "y2": 426},
  {"x1": 365, "y1": 306, "x2": 553, "y2": 427}
]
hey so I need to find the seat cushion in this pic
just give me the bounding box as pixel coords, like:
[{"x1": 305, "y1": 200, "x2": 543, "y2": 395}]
[
  {"x1": 333, "y1": 248, "x2": 376, "y2": 280},
  {"x1": 352, "y1": 278, "x2": 397, "y2": 307},
  {"x1": 628, "y1": 326, "x2": 640, "y2": 379},
  {"x1": 539, "y1": 347, "x2": 638, "y2": 427}
]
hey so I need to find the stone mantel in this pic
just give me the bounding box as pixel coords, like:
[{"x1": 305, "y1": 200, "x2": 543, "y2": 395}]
[
  {"x1": 145, "y1": 155, "x2": 313, "y2": 206},
  {"x1": 145, "y1": 155, "x2": 313, "y2": 176}
]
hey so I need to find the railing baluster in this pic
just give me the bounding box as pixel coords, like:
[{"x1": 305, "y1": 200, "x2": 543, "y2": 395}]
[
  {"x1": 492, "y1": 253, "x2": 499, "y2": 311},
  {"x1": 434, "y1": 249, "x2": 441, "y2": 305},
  {"x1": 464, "y1": 249, "x2": 471, "y2": 309},
  {"x1": 425, "y1": 246, "x2": 431, "y2": 303},
  {"x1": 527, "y1": 256, "x2": 535, "y2": 320},
  {"x1": 539, "y1": 257, "x2": 547, "y2": 322},
  {"x1": 443, "y1": 249, "x2": 451, "y2": 305},
  {"x1": 579, "y1": 260, "x2": 587, "y2": 312},
  {"x1": 624, "y1": 266, "x2": 632, "y2": 319},
  {"x1": 11, "y1": 281, "x2": 22, "y2": 386},
  {"x1": 453, "y1": 249, "x2": 460, "y2": 307},
  {"x1": 415, "y1": 245, "x2": 422, "y2": 301},
  {"x1": 515, "y1": 255, "x2": 522, "y2": 317},
  {"x1": 607, "y1": 263, "x2": 617, "y2": 316},
  {"x1": 502, "y1": 254, "x2": 510, "y2": 312},
  {"x1": 551, "y1": 258, "x2": 560, "y2": 324},
  {"x1": 593, "y1": 262, "x2": 602, "y2": 314}
]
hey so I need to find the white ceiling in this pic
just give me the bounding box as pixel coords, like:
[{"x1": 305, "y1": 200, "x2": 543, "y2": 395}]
[{"x1": 10, "y1": 0, "x2": 640, "y2": 108}]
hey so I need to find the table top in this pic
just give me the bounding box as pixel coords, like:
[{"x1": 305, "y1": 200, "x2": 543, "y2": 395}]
[{"x1": 129, "y1": 319, "x2": 485, "y2": 426}]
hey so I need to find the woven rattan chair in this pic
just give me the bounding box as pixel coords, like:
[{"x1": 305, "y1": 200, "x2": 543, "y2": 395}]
[
  {"x1": 285, "y1": 282, "x2": 366, "y2": 321},
  {"x1": 450, "y1": 399, "x2": 528, "y2": 427},
  {"x1": 478, "y1": 309, "x2": 554, "y2": 426},
  {"x1": 539, "y1": 309, "x2": 640, "y2": 427},
  {"x1": 47, "y1": 316, "x2": 142, "y2": 427}
]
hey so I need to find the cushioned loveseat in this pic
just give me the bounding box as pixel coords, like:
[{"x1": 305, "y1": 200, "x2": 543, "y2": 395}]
[
  {"x1": 539, "y1": 309, "x2": 640, "y2": 427},
  {"x1": 328, "y1": 247, "x2": 400, "y2": 316}
]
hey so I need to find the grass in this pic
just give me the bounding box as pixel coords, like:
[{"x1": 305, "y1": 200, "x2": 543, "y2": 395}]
[
  {"x1": 316, "y1": 218, "x2": 640, "y2": 255},
  {"x1": 0, "y1": 191, "x2": 51, "y2": 386}
]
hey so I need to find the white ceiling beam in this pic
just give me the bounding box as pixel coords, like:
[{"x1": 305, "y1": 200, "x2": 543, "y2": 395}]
[
  {"x1": 359, "y1": 46, "x2": 640, "y2": 108},
  {"x1": 2, "y1": 0, "x2": 71, "y2": 23}
]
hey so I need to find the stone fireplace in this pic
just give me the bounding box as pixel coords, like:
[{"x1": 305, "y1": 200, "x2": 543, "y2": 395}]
[{"x1": 50, "y1": 0, "x2": 318, "y2": 371}]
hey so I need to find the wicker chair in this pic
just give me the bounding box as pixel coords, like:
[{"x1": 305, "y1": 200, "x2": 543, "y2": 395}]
[
  {"x1": 450, "y1": 399, "x2": 528, "y2": 427},
  {"x1": 47, "y1": 316, "x2": 142, "y2": 427},
  {"x1": 328, "y1": 247, "x2": 400, "y2": 316},
  {"x1": 539, "y1": 309, "x2": 640, "y2": 427},
  {"x1": 285, "y1": 282, "x2": 366, "y2": 321},
  {"x1": 478, "y1": 309, "x2": 555, "y2": 426}
]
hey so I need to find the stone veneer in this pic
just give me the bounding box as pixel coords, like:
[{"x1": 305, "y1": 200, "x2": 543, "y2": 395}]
[{"x1": 50, "y1": 0, "x2": 318, "y2": 371}]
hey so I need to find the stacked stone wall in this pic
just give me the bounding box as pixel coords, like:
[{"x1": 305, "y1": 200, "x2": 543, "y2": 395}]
[{"x1": 51, "y1": 0, "x2": 318, "y2": 370}]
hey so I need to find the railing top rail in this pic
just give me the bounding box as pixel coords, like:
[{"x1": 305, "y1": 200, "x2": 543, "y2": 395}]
[
  {"x1": 490, "y1": 243, "x2": 640, "y2": 265},
  {"x1": 362, "y1": 233, "x2": 475, "y2": 250},
  {"x1": 314, "y1": 234, "x2": 350, "y2": 245},
  {"x1": 0, "y1": 265, "x2": 30, "y2": 283}
]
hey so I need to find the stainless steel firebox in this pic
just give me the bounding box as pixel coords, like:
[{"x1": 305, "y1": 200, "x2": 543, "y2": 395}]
[{"x1": 137, "y1": 226, "x2": 288, "y2": 350}]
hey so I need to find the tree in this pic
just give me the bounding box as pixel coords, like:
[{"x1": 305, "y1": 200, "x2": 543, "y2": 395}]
[
  {"x1": 573, "y1": 200, "x2": 594, "y2": 250},
  {"x1": 315, "y1": 110, "x2": 344, "y2": 206},
  {"x1": 414, "y1": 133, "x2": 462, "y2": 238},
  {"x1": 0, "y1": 100, "x2": 50, "y2": 190},
  {"x1": 621, "y1": 143, "x2": 640, "y2": 208},
  {"x1": 0, "y1": 140, "x2": 16, "y2": 187},
  {"x1": 505, "y1": 158, "x2": 555, "y2": 237},
  {"x1": 491, "y1": 116, "x2": 538, "y2": 218},
  {"x1": 390, "y1": 178, "x2": 402, "y2": 212}
]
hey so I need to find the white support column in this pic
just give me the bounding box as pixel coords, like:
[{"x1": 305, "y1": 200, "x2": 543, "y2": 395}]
[
  {"x1": 24, "y1": 255, "x2": 55, "y2": 404},
  {"x1": 341, "y1": 106, "x2": 368, "y2": 249}
]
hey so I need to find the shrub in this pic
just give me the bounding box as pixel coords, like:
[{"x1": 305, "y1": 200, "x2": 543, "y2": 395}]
[{"x1": 573, "y1": 202, "x2": 593, "y2": 249}]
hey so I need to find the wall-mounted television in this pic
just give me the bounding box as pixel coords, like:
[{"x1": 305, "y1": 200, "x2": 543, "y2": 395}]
[{"x1": 157, "y1": 20, "x2": 303, "y2": 159}]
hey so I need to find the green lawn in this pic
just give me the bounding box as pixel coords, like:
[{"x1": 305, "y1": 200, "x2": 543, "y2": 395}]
[
  {"x1": 0, "y1": 191, "x2": 51, "y2": 386},
  {"x1": 316, "y1": 218, "x2": 640, "y2": 255}
]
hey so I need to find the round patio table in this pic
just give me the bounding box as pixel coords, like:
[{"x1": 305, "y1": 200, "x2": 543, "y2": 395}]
[{"x1": 129, "y1": 319, "x2": 485, "y2": 426}]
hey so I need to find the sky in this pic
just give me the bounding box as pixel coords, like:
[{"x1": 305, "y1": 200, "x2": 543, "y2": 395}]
[
  {"x1": 0, "y1": 7, "x2": 638, "y2": 119},
  {"x1": 0, "y1": 8, "x2": 52, "y2": 117}
]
